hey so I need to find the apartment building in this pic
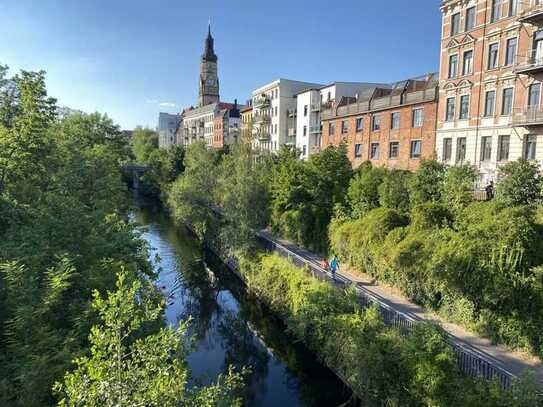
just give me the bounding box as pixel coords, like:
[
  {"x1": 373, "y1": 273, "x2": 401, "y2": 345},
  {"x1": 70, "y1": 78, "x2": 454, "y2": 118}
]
[
  {"x1": 157, "y1": 112, "x2": 182, "y2": 148},
  {"x1": 438, "y1": 0, "x2": 543, "y2": 184},
  {"x1": 180, "y1": 102, "x2": 235, "y2": 147},
  {"x1": 240, "y1": 105, "x2": 253, "y2": 144},
  {"x1": 251, "y1": 79, "x2": 322, "y2": 153},
  {"x1": 321, "y1": 74, "x2": 438, "y2": 170},
  {"x1": 212, "y1": 102, "x2": 241, "y2": 149},
  {"x1": 294, "y1": 82, "x2": 388, "y2": 159}
]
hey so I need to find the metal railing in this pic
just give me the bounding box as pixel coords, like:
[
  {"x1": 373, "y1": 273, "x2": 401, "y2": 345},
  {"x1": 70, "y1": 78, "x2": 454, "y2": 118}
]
[
  {"x1": 255, "y1": 231, "x2": 515, "y2": 390},
  {"x1": 253, "y1": 114, "x2": 271, "y2": 124},
  {"x1": 519, "y1": 1, "x2": 543, "y2": 22},
  {"x1": 287, "y1": 128, "x2": 296, "y2": 137},
  {"x1": 515, "y1": 50, "x2": 543, "y2": 73},
  {"x1": 511, "y1": 105, "x2": 543, "y2": 126},
  {"x1": 253, "y1": 95, "x2": 271, "y2": 108},
  {"x1": 311, "y1": 104, "x2": 320, "y2": 112},
  {"x1": 309, "y1": 125, "x2": 322, "y2": 134}
]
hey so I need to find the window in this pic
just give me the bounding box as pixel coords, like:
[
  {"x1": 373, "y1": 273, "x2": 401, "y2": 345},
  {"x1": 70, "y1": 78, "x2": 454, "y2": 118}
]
[
  {"x1": 302, "y1": 145, "x2": 307, "y2": 156},
  {"x1": 274, "y1": 124, "x2": 277, "y2": 134},
  {"x1": 502, "y1": 88, "x2": 514, "y2": 115},
  {"x1": 451, "y1": 13, "x2": 460, "y2": 35},
  {"x1": 372, "y1": 115, "x2": 381, "y2": 131},
  {"x1": 488, "y1": 43, "x2": 499, "y2": 69},
  {"x1": 412, "y1": 108, "x2": 424, "y2": 127},
  {"x1": 449, "y1": 54, "x2": 458, "y2": 78},
  {"x1": 389, "y1": 141, "x2": 399, "y2": 158},
  {"x1": 391, "y1": 112, "x2": 401, "y2": 129},
  {"x1": 484, "y1": 90, "x2": 496, "y2": 116},
  {"x1": 303, "y1": 105, "x2": 308, "y2": 116},
  {"x1": 303, "y1": 125, "x2": 307, "y2": 136},
  {"x1": 523, "y1": 135, "x2": 537, "y2": 160},
  {"x1": 443, "y1": 138, "x2": 453, "y2": 161},
  {"x1": 329, "y1": 122, "x2": 335, "y2": 136},
  {"x1": 505, "y1": 37, "x2": 517, "y2": 66},
  {"x1": 370, "y1": 143, "x2": 380, "y2": 159},
  {"x1": 355, "y1": 143, "x2": 362, "y2": 158},
  {"x1": 410, "y1": 140, "x2": 422, "y2": 158},
  {"x1": 491, "y1": 0, "x2": 501, "y2": 22},
  {"x1": 274, "y1": 106, "x2": 278, "y2": 116},
  {"x1": 481, "y1": 136, "x2": 492, "y2": 161},
  {"x1": 509, "y1": 0, "x2": 519, "y2": 16},
  {"x1": 528, "y1": 83, "x2": 541, "y2": 107},
  {"x1": 459, "y1": 95, "x2": 470, "y2": 119},
  {"x1": 446, "y1": 97, "x2": 456, "y2": 121},
  {"x1": 466, "y1": 7, "x2": 476, "y2": 30},
  {"x1": 498, "y1": 135, "x2": 510, "y2": 161},
  {"x1": 456, "y1": 137, "x2": 467, "y2": 162},
  {"x1": 341, "y1": 120, "x2": 349, "y2": 134},
  {"x1": 463, "y1": 50, "x2": 473, "y2": 75},
  {"x1": 356, "y1": 117, "x2": 364, "y2": 131}
]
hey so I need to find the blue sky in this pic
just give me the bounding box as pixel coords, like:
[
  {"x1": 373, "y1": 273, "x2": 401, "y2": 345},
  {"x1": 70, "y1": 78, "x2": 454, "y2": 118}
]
[{"x1": 0, "y1": 1, "x2": 442, "y2": 130}]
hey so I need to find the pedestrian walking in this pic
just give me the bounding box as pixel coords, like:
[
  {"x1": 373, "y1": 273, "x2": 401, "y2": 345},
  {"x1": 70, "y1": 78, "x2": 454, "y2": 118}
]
[{"x1": 330, "y1": 255, "x2": 339, "y2": 280}]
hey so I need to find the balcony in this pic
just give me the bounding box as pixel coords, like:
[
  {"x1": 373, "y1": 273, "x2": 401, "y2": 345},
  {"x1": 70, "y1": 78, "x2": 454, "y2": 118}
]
[
  {"x1": 253, "y1": 94, "x2": 271, "y2": 108},
  {"x1": 253, "y1": 128, "x2": 270, "y2": 141},
  {"x1": 310, "y1": 145, "x2": 321, "y2": 153},
  {"x1": 309, "y1": 125, "x2": 322, "y2": 134},
  {"x1": 519, "y1": 3, "x2": 543, "y2": 24},
  {"x1": 511, "y1": 105, "x2": 543, "y2": 126},
  {"x1": 253, "y1": 114, "x2": 271, "y2": 124},
  {"x1": 320, "y1": 100, "x2": 334, "y2": 111},
  {"x1": 288, "y1": 128, "x2": 296, "y2": 137},
  {"x1": 514, "y1": 50, "x2": 543, "y2": 75},
  {"x1": 311, "y1": 104, "x2": 320, "y2": 112},
  {"x1": 288, "y1": 108, "x2": 297, "y2": 118}
]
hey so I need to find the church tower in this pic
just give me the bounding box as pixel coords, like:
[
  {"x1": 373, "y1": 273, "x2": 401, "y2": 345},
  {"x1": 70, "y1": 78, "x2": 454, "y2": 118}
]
[{"x1": 198, "y1": 23, "x2": 219, "y2": 107}]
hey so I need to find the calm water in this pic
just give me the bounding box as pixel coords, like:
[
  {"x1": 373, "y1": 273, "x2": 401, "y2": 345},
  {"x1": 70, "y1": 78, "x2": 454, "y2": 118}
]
[{"x1": 133, "y1": 201, "x2": 351, "y2": 407}]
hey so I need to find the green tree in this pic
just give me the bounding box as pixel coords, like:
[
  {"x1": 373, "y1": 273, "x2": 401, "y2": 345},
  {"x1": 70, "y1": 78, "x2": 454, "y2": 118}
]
[
  {"x1": 347, "y1": 164, "x2": 387, "y2": 218},
  {"x1": 408, "y1": 160, "x2": 445, "y2": 206},
  {"x1": 218, "y1": 143, "x2": 270, "y2": 251},
  {"x1": 168, "y1": 141, "x2": 219, "y2": 240},
  {"x1": 54, "y1": 272, "x2": 244, "y2": 407},
  {"x1": 497, "y1": 159, "x2": 543, "y2": 206},
  {"x1": 378, "y1": 169, "x2": 411, "y2": 214},
  {"x1": 131, "y1": 127, "x2": 158, "y2": 164},
  {"x1": 441, "y1": 164, "x2": 478, "y2": 214}
]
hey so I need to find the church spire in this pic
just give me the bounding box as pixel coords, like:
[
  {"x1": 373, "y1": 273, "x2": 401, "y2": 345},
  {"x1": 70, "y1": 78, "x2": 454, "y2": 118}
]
[{"x1": 203, "y1": 20, "x2": 217, "y2": 62}]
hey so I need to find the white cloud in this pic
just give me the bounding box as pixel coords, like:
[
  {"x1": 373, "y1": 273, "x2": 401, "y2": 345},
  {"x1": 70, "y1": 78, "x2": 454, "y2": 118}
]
[
  {"x1": 158, "y1": 102, "x2": 177, "y2": 108},
  {"x1": 145, "y1": 99, "x2": 158, "y2": 104}
]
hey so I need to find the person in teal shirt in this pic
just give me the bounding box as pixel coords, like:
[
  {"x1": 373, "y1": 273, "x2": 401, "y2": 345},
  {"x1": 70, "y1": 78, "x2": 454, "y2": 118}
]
[{"x1": 329, "y1": 255, "x2": 339, "y2": 280}]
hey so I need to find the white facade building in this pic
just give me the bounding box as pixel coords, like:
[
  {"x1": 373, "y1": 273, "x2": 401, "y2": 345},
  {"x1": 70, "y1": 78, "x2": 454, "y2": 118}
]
[
  {"x1": 157, "y1": 112, "x2": 182, "y2": 148},
  {"x1": 295, "y1": 82, "x2": 387, "y2": 159},
  {"x1": 251, "y1": 79, "x2": 322, "y2": 153},
  {"x1": 180, "y1": 102, "x2": 234, "y2": 147}
]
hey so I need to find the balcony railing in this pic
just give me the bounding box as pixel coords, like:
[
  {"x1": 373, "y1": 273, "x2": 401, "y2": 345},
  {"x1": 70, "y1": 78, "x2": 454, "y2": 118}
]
[
  {"x1": 252, "y1": 128, "x2": 270, "y2": 141},
  {"x1": 288, "y1": 128, "x2": 296, "y2": 137},
  {"x1": 309, "y1": 125, "x2": 322, "y2": 134},
  {"x1": 253, "y1": 95, "x2": 271, "y2": 108},
  {"x1": 311, "y1": 104, "x2": 320, "y2": 112},
  {"x1": 287, "y1": 108, "x2": 297, "y2": 118},
  {"x1": 253, "y1": 114, "x2": 271, "y2": 124},
  {"x1": 321, "y1": 100, "x2": 334, "y2": 111},
  {"x1": 511, "y1": 105, "x2": 543, "y2": 126},
  {"x1": 286, "y1": 135, "x2": 296, "y2": 145},
  {"x1": 514, "y1": 50, "x2": 543, "y2": 74},
  {"x1": 310, "y1": 145, "x2": 321, "y2": 153},
  {"x1": 519, "y1": 2, "x2": 543, "y2": 24}
]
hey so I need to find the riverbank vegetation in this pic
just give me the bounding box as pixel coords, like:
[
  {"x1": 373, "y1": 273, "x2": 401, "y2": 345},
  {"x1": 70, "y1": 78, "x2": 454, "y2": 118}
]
[
  {"x1": 0, "y1": 64, "x2": 242, "y2": 406},
  {"x1": 160, "y1": 140, "x2": 543, "y2": 403},
  {"x1": 238, "y1": 252, "x2": 541, "y2": 407}
]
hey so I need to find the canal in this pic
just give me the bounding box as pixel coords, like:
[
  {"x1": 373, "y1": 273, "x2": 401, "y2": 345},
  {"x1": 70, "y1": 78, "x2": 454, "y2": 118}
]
[{"x1": 133, "y1": 200, "x2": 351, "y2": 407}]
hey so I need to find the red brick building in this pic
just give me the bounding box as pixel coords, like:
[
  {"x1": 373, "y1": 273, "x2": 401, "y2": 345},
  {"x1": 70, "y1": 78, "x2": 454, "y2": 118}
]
[{"x1": 321, "y1": 74, "x2": 439, "y2": 170}]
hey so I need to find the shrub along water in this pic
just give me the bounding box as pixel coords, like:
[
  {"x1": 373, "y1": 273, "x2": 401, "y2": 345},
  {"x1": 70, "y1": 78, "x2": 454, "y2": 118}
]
[{"x1": 237, "y1": 252, "x2": 541, "y2": 407}]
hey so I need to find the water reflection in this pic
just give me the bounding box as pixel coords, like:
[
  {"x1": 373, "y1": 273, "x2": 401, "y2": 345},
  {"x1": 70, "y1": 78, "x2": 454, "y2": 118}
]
[{"x1": 133, "y1": 200, "x2": 350, "y2": 407}]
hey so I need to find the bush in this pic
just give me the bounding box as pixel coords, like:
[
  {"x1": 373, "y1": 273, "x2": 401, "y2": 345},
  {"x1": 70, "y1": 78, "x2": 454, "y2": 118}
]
[
  {"x1": 378, "y1": 169, "x2": 411, "y2": 214},
  {"x1": 497, "y1": 159, "x2": 543, "y2": 206},
  {"x1": 347, "y1": 165, "x2": 387, "y2": 218},
  {"x1": 408, "y1": 160, "x2": 446, "y2": 206},
  {"x1": 441, "y1": 164, "x2": 478, "y2": 213},
  {"x1": 410, "y1": 202, "x2": 453, "y2": 230}
]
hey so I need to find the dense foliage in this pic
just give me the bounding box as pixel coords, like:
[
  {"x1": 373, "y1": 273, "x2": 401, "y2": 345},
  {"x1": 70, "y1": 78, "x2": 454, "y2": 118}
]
[
  {"x1": 238, "y1": 253, "x2": 541, "y2": 407},
  {"x1": 0, "y1": 64, "x2": 241, "y2": 406},
  {"x1": 330, "y1": 160, "x2": 543, "y2": 356}
]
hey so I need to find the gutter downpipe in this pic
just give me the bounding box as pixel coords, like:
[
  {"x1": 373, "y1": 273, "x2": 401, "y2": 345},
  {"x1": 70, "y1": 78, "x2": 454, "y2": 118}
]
[{"x1": 475, "y1": 0, "x2": 490, "y2": 181}]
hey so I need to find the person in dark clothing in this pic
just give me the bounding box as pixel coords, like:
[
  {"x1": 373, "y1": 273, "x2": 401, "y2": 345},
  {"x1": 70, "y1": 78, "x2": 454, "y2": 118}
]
[{"x1": 485, "y1": 180, "x2": 494, "y2": 201}]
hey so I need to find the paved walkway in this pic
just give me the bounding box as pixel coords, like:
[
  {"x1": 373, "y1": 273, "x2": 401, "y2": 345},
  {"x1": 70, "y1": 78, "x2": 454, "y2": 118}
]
[{"x1": 258, "y1": 230, "x2": 543, "y2": 383}]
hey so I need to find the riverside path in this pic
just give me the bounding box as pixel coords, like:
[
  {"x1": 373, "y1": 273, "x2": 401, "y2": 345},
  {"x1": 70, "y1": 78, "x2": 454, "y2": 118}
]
[{"x1": 256, "y1": 229, "x2": 543, "y2": 386}]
